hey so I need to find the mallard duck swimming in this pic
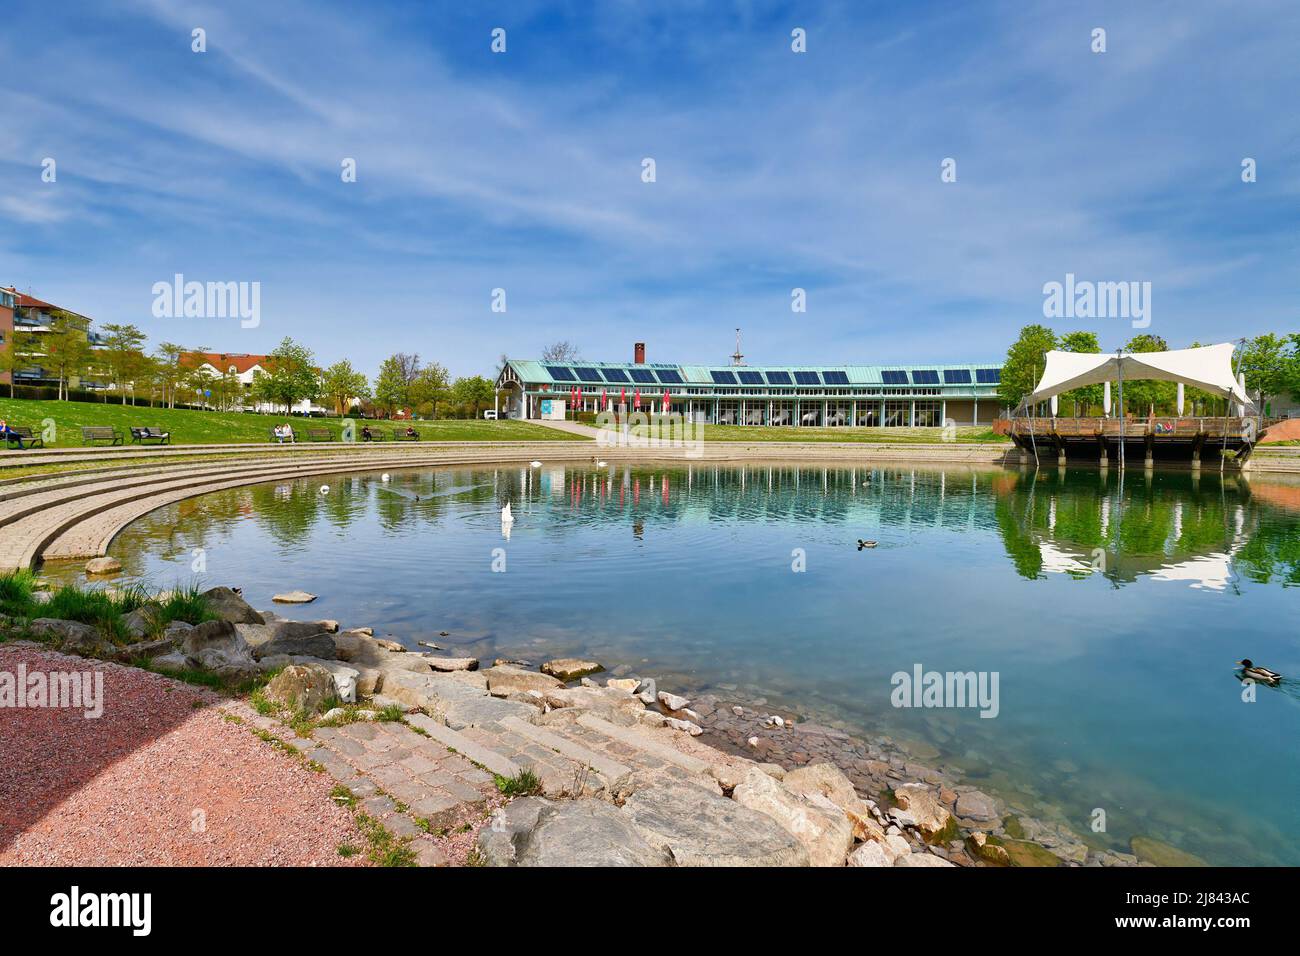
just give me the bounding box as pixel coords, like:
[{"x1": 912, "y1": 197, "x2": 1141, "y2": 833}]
[
  {"x1": 857, "y1": 539, "x2": 877, "y2": 550},
  {"x1": 1237, "y1": 659, "x2": 1282, "y2": 684}
]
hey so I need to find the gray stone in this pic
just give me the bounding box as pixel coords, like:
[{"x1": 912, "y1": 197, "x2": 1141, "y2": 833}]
[
  {"x1": 121, "y1": 607, "x2": 157, "y2": 639},
  {"x1": 732, "y1": 766, "x2": 854, "y2": 867},
  {"x1": 484, "y1": 665, "x2": 563, "y2": 697},
  {"x1": 85, "y1": 557, "x2": 122, "y2": 575},
  {"x1": 29, "y1": 618, "x2": 105, "y2": 654},
  {"x1": 114, "y1": 637, "x2": 176, "y2": 661},
  {"x1": 658, "y1": 691, "x2": 691, "y2": 711},
  {"x1": 540, "y1": 658, "x2": 603, "y2": 682},
  {"x1": 253, "y1": 630, "x2": 337, "y2": 661},
  {"x1": 954, "y1": 789, "x2": 998, "y2": 822},
  {"x1": 894, "y1": 851, "x2": 956, "y2": 867},
  {"x1": 426, "y1": 656, "x2": 479, "y2": 672},
  {"x1": 265, "y1": 663, "x2": 335, "y2": 713},
  {"x1": 622, "y1": 779, "x2": 808, "y2": 866},
  {"x1": 178, "y1": 619, "x2": 256, "y2": 677},
  {"x1": 272, "y1": 590, "x2": 317, "y2": 604},
  {"x1": 478, "y1": 798, "x2": 671, "y2": 867},
  {"x1": 200, "y1": 587, "x2": 265, "y2": 625}
]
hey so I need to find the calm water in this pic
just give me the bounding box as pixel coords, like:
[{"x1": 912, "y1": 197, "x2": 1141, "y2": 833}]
[{"x1": 57, "y1": 462, "x2": 1300, "y2": 865}]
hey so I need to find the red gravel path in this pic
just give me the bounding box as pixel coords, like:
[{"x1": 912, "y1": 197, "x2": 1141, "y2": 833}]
[{"x1": 0, "y1": 644, "x2": 363, "y2": 866}]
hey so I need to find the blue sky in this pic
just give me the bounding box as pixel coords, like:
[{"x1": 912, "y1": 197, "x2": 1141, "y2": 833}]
[{"x1": 2, "y1": 0, "x2": 1296, "y2": 378}]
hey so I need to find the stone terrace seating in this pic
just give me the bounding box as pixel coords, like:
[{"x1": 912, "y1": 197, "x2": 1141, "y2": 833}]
[{"x1": 81, "y1": 426, "x2": 124, "y2": 446}]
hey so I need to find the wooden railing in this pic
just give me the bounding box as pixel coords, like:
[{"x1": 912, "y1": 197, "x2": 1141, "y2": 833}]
[{"x1": 1007, "y1": 417, "x2": 1256, "y2": 439}]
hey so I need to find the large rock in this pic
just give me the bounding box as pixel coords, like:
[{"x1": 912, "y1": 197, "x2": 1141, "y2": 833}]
[
  {"x1": 478, "y1": 798, "x2": 671, "y2": 867},
  {"x1": 894, "y1": 851, "x2": 956, "y2": 867},
  {"x1": 540, "y1": 658, "x2": 603, "y2": 682},
  {"x1": 784, "y1": 762, "x2": 884, "y2": 843},
  {"x1": 29, "y1": 618, "x2": 105, "y2": 654},
  {"x1": 265, "y1": 663, "x2": 335, "y2": 714},
  {"x1": 121, "y1": 607, "x2": 158, "y2": 640},
  {"x1": 732, "y1": 767, "x2": 854, "y2": 867},
  {"x1": 848, "y1": 841, "x2": 898, "y2": 867},
  {"x1": 427, "y1": 656, "x2": 478, "y2": 672},
  {"x1": 890, "y1": 783, "x2": 954, "y2": 840},
  {"x1": 85, "y1": 557, "x2": 122, "y2": 575},
  {"x1": 252, "y1": 630, "x2": 337, "y2": 661},
  {"x1": 485, "y1": 665, "x2": 563, "y2": 698},
  {"x1": 621, "y1": 779, "x2": 808, "y2": 866},
  {"x1": 200, "y1": 587, "x2": 265, "y2": 625},
  {"x1": 272, "y1": 590, "x2": 317, "y2": 604},
  {"x1": 954, "y1": 789, "x2": 999, "y2": 822},
  {"x1": 180, "y1": 619, "x2": 257, "y2": 677}
]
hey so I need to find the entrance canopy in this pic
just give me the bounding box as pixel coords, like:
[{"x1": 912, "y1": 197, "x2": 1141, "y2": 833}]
[{"x1": 1025, "y1": 343, "x2": 1250, "y2": 406}]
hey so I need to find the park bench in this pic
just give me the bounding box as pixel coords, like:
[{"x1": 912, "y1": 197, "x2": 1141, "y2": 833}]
[
  {"x1": 268, "y1": 427, "x2": 297, "y2": 443},
  {"x1": 3, "y1": 425, "x2": 43, "y2": 449},
  {"x1": 360, "y1": 428, "x2": 386, "y2": 442},
  {"x1": 129, "y1": 426, "x2": 170, "y2": 445},
  {"x1": 392, "y1": 427, "x2": 420, "y2": 441},
  {"x1": 305, "y1": 427, "x2": 335, "y2": 442},
  {"x1": 82, "y1": 426, "x2": 124, "y2": 446}
]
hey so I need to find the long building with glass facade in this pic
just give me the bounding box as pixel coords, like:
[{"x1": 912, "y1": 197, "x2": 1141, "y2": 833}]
[{"x1": 496, "y1": 346, "x2": 1005, "y2": 427}]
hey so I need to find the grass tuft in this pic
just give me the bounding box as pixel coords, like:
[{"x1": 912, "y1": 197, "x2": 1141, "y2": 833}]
[{"x1": 494, "y1": 768, "x2": 542, "y2": 797}]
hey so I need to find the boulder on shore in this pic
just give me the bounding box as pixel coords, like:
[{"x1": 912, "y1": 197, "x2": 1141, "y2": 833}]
[
  {"x1": 29, "y1": 618, "x2": 106, "y2": 655},
  {"x1": 265, "y1": 663, "x2": 335, "y2": 714},
  {"x1": 484, "y1": 665, "x2": 563, "y2": 698},
  {"x1": 478, "y1": 798, "x2": 671, "y2": 867},
  {"x1": 272, "y1": 590, "x2": 317, "y2": 604},
  {"x1": 540, "y1": 658, "x2": 603, "y2": 682},
  {"x1": 732, "y1": 767, "x2": 854, "y2": 867},
  {"x1": 84, "y1": 557, "x2": 122, "y2": 575},
  {"x1": 179, "y1": 619, "x2": 257, "y2": 678},
  {"x1": 200, "y1": 587, "x2": 265, "y2": 625}
]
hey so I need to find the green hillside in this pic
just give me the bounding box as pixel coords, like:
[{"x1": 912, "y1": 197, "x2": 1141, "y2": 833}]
[{"x1": 0, "y1": 399, "x2": 577, "y2": 447}]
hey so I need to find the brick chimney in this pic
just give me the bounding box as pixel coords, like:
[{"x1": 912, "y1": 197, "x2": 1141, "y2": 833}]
[{"x1": 634, "y1": 342, "x2": 646, "y2": 364}]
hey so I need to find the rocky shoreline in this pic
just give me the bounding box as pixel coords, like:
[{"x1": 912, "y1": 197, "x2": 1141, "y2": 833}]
[{"x1": 6, "y1": 579, "x2": 1196, "y2": 867}]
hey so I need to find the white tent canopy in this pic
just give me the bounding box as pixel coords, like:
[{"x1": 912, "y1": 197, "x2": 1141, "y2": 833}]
[{"x1": 1025, "y1": 343, "x2": 1251, "y2": 407}]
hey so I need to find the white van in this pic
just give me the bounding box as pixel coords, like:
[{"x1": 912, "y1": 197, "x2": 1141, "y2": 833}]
[{"x1": 483, "y1": 410, "x2": 498, "y2": 420}]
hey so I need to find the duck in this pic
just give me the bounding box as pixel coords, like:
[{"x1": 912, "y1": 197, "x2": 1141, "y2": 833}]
[
  {"x1": 857, "y1": 539, "x2": 878, "y2": 550},
  {"x1": 1236, "y1": 659, "x2": 1282, "y2": 684}
]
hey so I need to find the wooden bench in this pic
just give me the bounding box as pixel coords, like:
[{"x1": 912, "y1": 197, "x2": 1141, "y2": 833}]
[
  {"x1": 268, "y1": 427, "x2": 297, "y2": 443},
  {"x1": 82, "y1": 426, "x2": 124, "y2": 446},
  {"x1": 359, "y1": 427, "x2": 386, "y2": 442},
  {"x1": 129, "y1": 426, "x2": 170, "y2": 445},
  {"x1": 392, "y1": 427, "x2": 420, "y2": 441},
  {"x1": 305, "y1": 427, "x2": 335, "y2": 442},
  {"x1": 3, "y1": 425, "x2": 44, "y2": 449}
]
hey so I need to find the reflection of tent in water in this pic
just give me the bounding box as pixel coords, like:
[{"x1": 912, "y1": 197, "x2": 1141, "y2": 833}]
[{"x1": 1037, "y1": 539, "x2": 1239, "y2": 590}]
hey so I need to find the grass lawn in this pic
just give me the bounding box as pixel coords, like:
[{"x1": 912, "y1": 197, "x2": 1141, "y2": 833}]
[
  {"x1": 598, "y1": 422, "x2": 1009, "y2": 444},
  {"x1": 0, "y1": 398, "x2": 580, "y2": 448}
]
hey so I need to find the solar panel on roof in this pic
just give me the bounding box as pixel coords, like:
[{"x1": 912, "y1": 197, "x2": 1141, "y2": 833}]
[
  {"x1": 976, "y1": 368, "x2": 1002, "y2": 384},
  {"x1": 710, "y1": 370, "x2": 737, "y2": 385},
  {"x1": 655, "y1": 369, "x2": 683, "y2": 384},
  {"x1": 629, "y1": 368, "x2": 656, "y2": 384},
  {"x1": 822, "y1": 370, "x2": 849, "y2": 385},
  {"x1": 737, "y1": 371, "x2": 764, "y2": 385},
  {"x1": 794, "y1": 371, "x2": 821, "y2": 385},
  {"x1": 601, "y1": 368, "x2": 629, "y2": 383},
  {"x1": 574, "y1": 367, "x2": 603, "y2": 383},
  {"x1": 545, "y1": 365, "x2": 576, "y2": 381},
  {"x1": 943, "y1": 369, "x2": 972, "y2": 384},
  {"x1": 881, "y1": 370, "x2": 908, "y2": 385},
  {"x1": 911, "y1": 369, "x2": 940, "y2": 385},
  {"x1": 765, "y1": 371, "x2": 792, "y2": 386}
]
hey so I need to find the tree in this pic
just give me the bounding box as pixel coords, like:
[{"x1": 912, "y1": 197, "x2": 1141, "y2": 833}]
[
  {"x1": 321, "y1": 360, "x2": 371, "y2": 415},
  {"x1": 541, "y1": 341, "x2": 581, "y2": 363},
  {"x1": 1238, "y1": 334, "x2": 1290, "y2": 408},
  {"x1": 1119, "y1": 334, "x2": 1176, "y2": 416},
  {"x1": 1058, "y1": 330, "x2": 1102, "y2": 415},
  {"x1": 410, "y1": 363, "x2": 450, "y2": 418},
  {"x1": 998, "y1": 324, "x2": 1058, "y2": 412},
  {"x1": 99, "y1": 323, "x2": 148, "y2": 405},
  {"x1": 154, "y1": 341, "x2": 209, "y2": 409},
  {"x1": 450, "y1": 375, "x2": 495, "y2": 417},
  {"x1": 41, "y1": 310, "x2": 92, "y2": 401},
  {"x1": 251, "y1": 337, "x2": 319, "y2": 413},
  {"x1": 373, "y1": 355, "x2": 410, "y2": 417}
]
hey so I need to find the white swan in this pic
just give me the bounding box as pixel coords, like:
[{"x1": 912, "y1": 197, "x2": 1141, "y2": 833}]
[
  {"x1": 530, "y1": 460, "x2": 542, "y2": 468},
  {"x1": 596, "y1": 460, "x2": 608, "y2": 468},
  {"x1": 501, "y1": 502, "x2": 514, "y2": 522}
]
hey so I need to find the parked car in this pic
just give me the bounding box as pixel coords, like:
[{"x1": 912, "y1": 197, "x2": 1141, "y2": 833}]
[{"x1": 483, "y1": 410, "x2": 497, "y2": 420}]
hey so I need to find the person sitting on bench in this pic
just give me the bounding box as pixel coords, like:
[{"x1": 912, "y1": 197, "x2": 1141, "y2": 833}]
[
  {"x1": 0, "y1": 419, "x2": 16, "y2": 443},
  {"x1": 361, "y1": 424, "x2": 373, "y2": 442},
  {"x1": 405, "y1": 424, "x2": 417, "y2": 438}
]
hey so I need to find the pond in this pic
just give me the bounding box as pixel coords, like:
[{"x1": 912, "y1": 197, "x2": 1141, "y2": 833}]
[{"x1": 58, "y1": 461, "x2": 1300, "y2": 866}]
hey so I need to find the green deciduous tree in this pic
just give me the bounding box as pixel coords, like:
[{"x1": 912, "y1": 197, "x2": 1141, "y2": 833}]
[
  {"x1": 251, "y1": 337, "x2": 319, "y2": 413},
  {"x1": 998, "y1": 324, "x2": 1058, "y2": 412},
  {"x1": 321, "y1": 359, "x2": 371, "y2": 415},
  {"x1": 1059, "y1": 330, "x2": 1102, "y2": 415},
  {"x1": 99, "y1": 323, "x2": 148, "y2": 405}
]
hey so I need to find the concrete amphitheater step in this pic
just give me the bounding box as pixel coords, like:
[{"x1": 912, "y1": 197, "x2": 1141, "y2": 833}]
[
  {"x1": 0, "y1": 452, "x2": 467, "y2": 570},
  {"x1": 32, "y1": 452, "x2": 495, "y2": 565},
  {"x1": 575, "y1": 712, "x2": 712, "y2": 774}
]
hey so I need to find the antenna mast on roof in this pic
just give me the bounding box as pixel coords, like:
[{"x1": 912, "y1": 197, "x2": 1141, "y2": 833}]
[{"x1": 731, "y1": 328, "x2": 745, "y2": 366}]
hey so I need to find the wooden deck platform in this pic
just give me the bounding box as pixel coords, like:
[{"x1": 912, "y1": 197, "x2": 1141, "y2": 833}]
[{"x1": 1006, "y1": 417, "x2": 1258, "y2": 464}]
